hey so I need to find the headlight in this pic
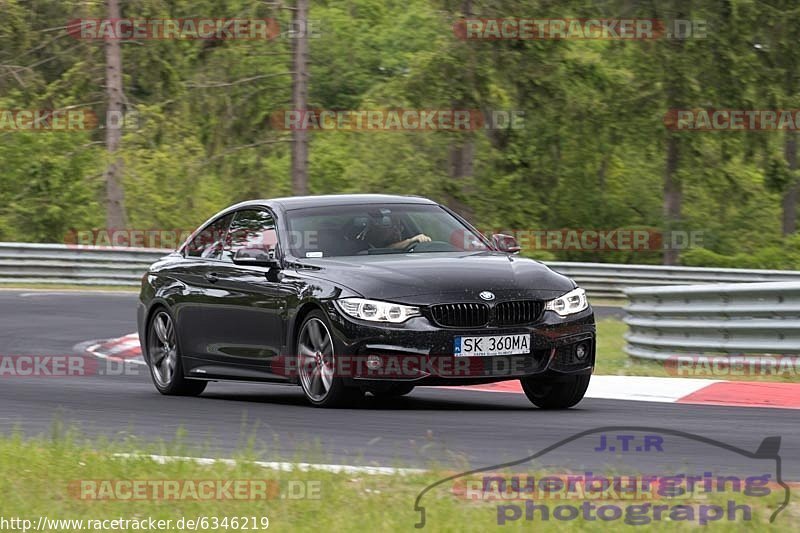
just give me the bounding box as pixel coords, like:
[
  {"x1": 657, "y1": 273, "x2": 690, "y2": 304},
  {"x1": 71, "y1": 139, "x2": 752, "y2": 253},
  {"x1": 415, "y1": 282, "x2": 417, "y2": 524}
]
[
  {"x1": 334, "y1": 298, "x2": 421, "y2": 323},
  {"x1": 544, "y1": 287, "x2": 588, "y2": 316}
]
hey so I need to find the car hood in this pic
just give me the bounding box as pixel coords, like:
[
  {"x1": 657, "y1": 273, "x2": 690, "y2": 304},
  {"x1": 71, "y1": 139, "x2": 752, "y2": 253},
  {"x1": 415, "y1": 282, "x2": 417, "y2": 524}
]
[{"x1": 293, "y1": 252, "x2": 576, "y2": 304}]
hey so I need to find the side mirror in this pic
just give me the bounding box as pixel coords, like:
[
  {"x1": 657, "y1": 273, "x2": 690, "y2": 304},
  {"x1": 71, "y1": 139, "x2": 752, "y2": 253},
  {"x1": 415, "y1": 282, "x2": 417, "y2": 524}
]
[
  {"x1": 232, "y1": 247, "x2": 280, "y2": 269},
  {"x1": 492, "y1": 233, "x2": 521, "y2": 254}
]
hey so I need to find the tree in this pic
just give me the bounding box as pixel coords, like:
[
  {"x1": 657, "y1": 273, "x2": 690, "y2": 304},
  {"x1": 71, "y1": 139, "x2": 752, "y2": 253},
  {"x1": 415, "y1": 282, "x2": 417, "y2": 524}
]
[
  {"x1": 291, "y1": 0, "x2": 309, "y2": 195},
  {"x1": 102, "y1": 0, "x2": 127, "y2": 230},
  {"x1": 754, "y1": 2, "x2": 800, "y2": 235},
  {"x1": 0, "y1": 0, "x2": 798, "y2": 269}
]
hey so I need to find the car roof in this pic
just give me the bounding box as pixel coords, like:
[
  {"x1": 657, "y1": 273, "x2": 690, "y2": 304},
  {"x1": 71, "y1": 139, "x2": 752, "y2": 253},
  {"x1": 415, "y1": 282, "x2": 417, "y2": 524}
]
[{"x1": 232, "y1": 194, "x2": 438, "y2": 211}]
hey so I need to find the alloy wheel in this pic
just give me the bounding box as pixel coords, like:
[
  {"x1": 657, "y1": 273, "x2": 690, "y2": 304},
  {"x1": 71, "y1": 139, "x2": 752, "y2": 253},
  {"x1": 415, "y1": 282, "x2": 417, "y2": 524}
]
[
  {"x1": 298, "y1": 318, "x2": 336, "y2": 402},
  {"x1": 149, "y1": 311, "x2": 178, "y2": 388}
]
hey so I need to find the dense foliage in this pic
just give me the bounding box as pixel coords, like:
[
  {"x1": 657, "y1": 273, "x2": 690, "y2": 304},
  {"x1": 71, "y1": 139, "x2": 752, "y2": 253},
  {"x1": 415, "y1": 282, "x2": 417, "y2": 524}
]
[{"x1": 1, "y1": 0, "x2": 799, "y2": 267}]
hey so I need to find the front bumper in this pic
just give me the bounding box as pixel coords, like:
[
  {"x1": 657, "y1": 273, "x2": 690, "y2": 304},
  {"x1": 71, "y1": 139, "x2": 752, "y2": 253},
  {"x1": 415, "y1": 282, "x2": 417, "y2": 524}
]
[{"x1": 323, "y1": 302, "x2": 596, "y2": 386}]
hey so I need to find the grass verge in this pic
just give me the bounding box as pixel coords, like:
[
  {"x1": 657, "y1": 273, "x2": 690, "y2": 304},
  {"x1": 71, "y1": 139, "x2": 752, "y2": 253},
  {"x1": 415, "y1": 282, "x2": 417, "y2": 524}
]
[{"x1": 0, "y1": 432, "x2": 794, "y2": 532}]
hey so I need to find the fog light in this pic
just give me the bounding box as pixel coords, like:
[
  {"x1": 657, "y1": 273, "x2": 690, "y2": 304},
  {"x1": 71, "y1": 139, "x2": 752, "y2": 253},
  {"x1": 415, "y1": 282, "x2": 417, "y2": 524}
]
[
  {"x1": 366, "y1": 355, "x2": 382, "y2": 370},
  {"x1": 575, "y1": 343, "x2": 588, "y2": 360}
]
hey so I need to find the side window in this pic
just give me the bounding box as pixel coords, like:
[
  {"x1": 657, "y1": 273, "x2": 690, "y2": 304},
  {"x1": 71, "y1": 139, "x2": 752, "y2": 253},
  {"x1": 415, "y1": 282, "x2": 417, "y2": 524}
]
[
  {"x1": 185, "y1": 213, "x2": 234, "y2": 259},
  {"x1": 222, "y1": 209, "x2": 278, "y2": 263}
]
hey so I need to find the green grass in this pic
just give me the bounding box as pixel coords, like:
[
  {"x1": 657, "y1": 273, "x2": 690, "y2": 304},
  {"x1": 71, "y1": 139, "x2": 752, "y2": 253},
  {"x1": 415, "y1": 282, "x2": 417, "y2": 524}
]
[
  {"x1": 0, "y1": 432, "x2": 794, "y2": 532},
  {"x1": 595, "y1": 319, "x2": 798, "y2": 382}
]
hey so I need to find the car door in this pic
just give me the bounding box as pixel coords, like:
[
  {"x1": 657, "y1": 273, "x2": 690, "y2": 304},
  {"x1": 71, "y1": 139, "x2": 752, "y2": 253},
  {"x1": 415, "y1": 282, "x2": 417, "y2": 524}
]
[
  {"x1": 201, "y1": 208, "x2": 292, "y2": 378},
  {"x1": 171, "y1": 212, "x2": 234, "y2": 362}
]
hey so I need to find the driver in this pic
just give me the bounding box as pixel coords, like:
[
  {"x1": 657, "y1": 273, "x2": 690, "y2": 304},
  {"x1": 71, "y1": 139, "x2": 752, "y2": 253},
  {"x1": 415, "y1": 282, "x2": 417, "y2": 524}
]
[{"x1": 364, "y1": 221, "x2": 431, "y2": 249}]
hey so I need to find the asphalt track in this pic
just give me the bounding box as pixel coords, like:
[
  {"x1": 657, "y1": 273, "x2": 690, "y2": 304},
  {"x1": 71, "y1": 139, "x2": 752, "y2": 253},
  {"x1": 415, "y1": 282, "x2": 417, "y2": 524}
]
[{"x1": 1, "y1": 289, "x2": 798, "y2": 479}]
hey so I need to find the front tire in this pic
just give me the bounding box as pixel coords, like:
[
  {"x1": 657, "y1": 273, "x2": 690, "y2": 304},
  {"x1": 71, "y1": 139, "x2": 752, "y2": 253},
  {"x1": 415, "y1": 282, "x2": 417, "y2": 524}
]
[
  {"x1": 520, "y1": 374, "x2": 590, "y2": 409},
  {"x1": 145, "y1": 309, "x2": 207, "y2": 396},
  {"x1": 297, "y1": 310, "x2": 363, "y2": 407}
]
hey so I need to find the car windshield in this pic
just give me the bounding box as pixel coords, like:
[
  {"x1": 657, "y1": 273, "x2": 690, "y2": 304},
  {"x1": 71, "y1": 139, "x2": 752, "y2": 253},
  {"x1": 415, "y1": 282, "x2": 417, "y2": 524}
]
[{"x1": 285, "y1": 203, "x2": 490, "y2": 258}]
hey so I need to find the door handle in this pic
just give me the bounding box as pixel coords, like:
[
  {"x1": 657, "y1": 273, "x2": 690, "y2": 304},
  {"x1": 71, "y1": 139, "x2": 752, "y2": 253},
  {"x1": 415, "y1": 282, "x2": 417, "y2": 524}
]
[{"x1": 205, "y1": 272, "x2": 219, "y2": 283}]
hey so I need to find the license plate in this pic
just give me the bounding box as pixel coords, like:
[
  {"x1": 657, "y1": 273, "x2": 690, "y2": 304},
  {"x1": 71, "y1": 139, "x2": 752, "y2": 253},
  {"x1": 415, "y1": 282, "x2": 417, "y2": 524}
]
[{"x1": 454, "y1": 334, "x2": 530, "y2": 357}]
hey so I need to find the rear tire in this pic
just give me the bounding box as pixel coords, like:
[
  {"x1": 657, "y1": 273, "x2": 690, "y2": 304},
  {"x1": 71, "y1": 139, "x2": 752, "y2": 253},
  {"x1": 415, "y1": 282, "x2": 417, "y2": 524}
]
[
  {"x1": 145, "y1": 309, "x2": 207, "y2": 397},
  {"x1": 520, "y1": 374, "x2": 590, "y2": 409},
  {"x1": 297, "y1": 310, "x2": 363, "y2": 407}
]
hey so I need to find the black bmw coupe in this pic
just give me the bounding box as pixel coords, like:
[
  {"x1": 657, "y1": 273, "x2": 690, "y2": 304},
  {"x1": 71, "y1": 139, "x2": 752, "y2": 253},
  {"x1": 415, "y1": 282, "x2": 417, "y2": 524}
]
[{"x1": 137, "y1": 194, "x2": 595, "y2": 408}]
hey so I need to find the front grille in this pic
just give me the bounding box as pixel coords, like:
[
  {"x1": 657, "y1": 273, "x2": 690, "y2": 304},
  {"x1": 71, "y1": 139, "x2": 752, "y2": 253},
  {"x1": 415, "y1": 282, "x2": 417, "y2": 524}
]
[
  {"x1": 494, "y1": 300, "x2": 543, "y2": 326},
  {"x1": 430, "y1": 303, "x2": 489, "y2": 328}
]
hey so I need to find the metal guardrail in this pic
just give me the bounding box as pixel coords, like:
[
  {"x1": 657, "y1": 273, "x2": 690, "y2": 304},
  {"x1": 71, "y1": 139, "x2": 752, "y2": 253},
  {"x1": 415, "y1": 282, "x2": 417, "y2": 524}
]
[
  {"x1": 1, "y1": 243, "x2": 800, "y2": 300},
  {"x1": 0, "y1": 243, "x2": 166, "y2": 286},
  {"x1": 546, "y1": 261, "x2": 800, "y2": 299},
  {"x1": 623, "y1": 282, "x2": 800, "y2": 360}
]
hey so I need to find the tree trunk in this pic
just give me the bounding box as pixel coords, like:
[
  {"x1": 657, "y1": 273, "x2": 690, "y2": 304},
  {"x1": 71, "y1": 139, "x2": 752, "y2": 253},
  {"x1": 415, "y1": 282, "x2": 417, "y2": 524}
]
[
  {"x1": 782, "y1": 131, "x2": 799, "y2": 235},
  {"x1": 103, "y1": 0, "x2": 127, "y2": 231},
  {"x1": 445, "y1": 0, "x2": 475, "y2": 220},
  {"x1": 291, "y1": 0, "x2": 309, "y2": 195},
  {"x1": 663, "y1": 134, "x2": 681, "y2": 265},
  {"x1": 447, "y1": 140, "x2": 475, "y2": 219}
]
